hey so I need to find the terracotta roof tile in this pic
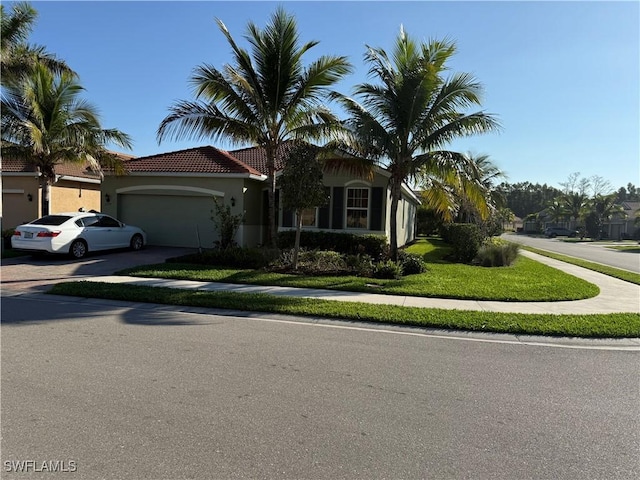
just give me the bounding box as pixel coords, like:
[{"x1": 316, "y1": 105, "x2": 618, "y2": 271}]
[
  {"x1": 1, "y1": 157, "x2": 101, "y2": 180},
  {"x1": 122, "y1": 146, "x2": 264, "y2": 176},
  {"x1": 229, "y1": 142, "x2": 295, "y2": 175}
]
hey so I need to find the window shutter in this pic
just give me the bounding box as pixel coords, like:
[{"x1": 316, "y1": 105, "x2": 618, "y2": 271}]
[
  {"x1": 331, "y1": 187, "x2": 344, "y2": 229},
  {"x1": 318, "y1": 187, "x2": 330, "y2": 228},
  {"x1": 282, "y1": 208, "x2": 294, "y2": 227},
  {"x1": 370, "y1": 187, "x2": 384, "y2": 231}
]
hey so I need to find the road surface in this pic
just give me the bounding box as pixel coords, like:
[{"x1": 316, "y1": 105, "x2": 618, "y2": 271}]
[
  {"x1": 2, "y1": 294, "x2": 638, "y2": 479},
  {"x1": 504, "y1": 234, "x2": 640, "y2": 273}
]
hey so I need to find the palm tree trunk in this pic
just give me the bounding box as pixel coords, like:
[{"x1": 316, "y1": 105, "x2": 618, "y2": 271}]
[
  {"x1": 266, "y1": 147, "x2": 278, "y2": 248},
  {"x1": 389, "y1": 177, "x2": 401, "y2": 261},
  {"x1": 293, "y1": 209, "x2": 302, "y2": 270},
  {"x1": 41, "y1": 178, "x2": 51, "y2": 217}
]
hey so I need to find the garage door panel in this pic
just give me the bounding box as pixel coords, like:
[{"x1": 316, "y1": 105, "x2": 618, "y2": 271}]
[{"x1": 119, "y1": 194, "x2": 216, "y2": 248}]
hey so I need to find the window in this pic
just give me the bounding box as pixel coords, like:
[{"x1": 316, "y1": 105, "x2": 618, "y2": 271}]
[
  {"x1": 99, "y1": 216, "x2": 121, "y2": 228},
  {"x1": 346, "y1": 188, "x2": 369, "y2": 229},
  {"x1": 31, "y1": 215, "x2": 72, "y2": 226},
  {"x1": 298, "y1": 208, "x2": 317, "y2": 228},
  {"x1": 80, "y1": 216, "x2": 100, "y2": 228}
]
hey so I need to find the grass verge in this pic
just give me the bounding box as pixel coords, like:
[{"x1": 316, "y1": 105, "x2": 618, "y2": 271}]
[
  {"x1": 607, "y1": 246, "x2": 640, "y2": 253},
  {"x1": 48, "y1": 281, "x2": 640, "y2": 338},
  {"x1": 520, "y1": 246, "x2": 640, "y2": 285}
]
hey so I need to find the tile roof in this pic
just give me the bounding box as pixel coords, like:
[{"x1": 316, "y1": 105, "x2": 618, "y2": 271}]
[
  {"x1": 122, "y1": 146, "x2": 265, "y2": 177},
  {"x1": 1, "y1": 157, "x2": 102, "y2": 180},
  {"x1": 229, "y1": 142, "x2": 295, "y2": 176}
]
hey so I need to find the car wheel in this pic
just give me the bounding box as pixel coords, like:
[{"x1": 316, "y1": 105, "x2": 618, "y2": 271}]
[
  {"x1": 130, "y1": 234, "x2": 143, "y2": 251},
  {"x1": 70, "y1": 240, "x2": 88, "y2": 259},
  {"x1": 550, "y1": 233, "x2": 557, "y2": 238}
]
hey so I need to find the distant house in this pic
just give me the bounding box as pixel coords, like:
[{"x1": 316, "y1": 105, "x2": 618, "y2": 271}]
[
  {"x1": 1, "y1": 158, "x2": 102, "y2": 229},
  {"x1": 606, "y1": 201, "x2": 640, "y2": 239},
  {"x1": 101, "y1": 144, "x2": 420, "y2": 249}
]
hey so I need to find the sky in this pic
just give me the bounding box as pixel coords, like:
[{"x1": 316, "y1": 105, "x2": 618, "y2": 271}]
[{"x1": 15, "y1": 0, "x2": 640, "y2": 191}]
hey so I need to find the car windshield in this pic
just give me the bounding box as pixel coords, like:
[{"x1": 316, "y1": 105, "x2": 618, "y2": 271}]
[{"x1": 30, "y1": 215, "x2": 72, "y2": 226}]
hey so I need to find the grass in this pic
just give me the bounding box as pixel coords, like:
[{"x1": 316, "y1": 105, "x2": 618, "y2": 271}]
[
  {"x1": 520, "y1": 245, "x2": 640, "y2": 285},
  {"x1": 116, "y1": 238, "x2": 599, "y2": 302},
  {"x1": 48, "y1": 281, "x2": 640, "y2": 338},
  {"x1": 607, "y1": 246, "x2": 640, "y2": 253}
]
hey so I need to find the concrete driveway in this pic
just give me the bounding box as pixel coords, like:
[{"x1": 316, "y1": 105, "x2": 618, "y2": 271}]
[{"x1": 1, "y1": 246, "x2": 197, "y2": 293}]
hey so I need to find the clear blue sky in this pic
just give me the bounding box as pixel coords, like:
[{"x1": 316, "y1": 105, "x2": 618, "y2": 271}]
[{"x1": 21, "y1": 1, "x2": 640, "y2": 191}]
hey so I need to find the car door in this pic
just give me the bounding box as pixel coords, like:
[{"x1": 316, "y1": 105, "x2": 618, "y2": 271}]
[
  {"x1": 98, "y1": 215, "x2": 129, "y2": 248},
  {"x1": 79, "y1": 215, "x2": 106, "y2": 250}
]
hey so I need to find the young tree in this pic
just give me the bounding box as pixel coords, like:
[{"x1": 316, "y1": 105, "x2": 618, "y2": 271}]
[
  {"x1": 1, "y1": 65, "x2": 132, "y2": 216},
  {"x1": 332, "y1": 27, "x2": 499, "y2": 260},
  {"x1": 157, "y1": 7, "x2": 351, "y2": 247},
  {"x1": 277, "y1": 143, "x2": 328, "y2": 269}
]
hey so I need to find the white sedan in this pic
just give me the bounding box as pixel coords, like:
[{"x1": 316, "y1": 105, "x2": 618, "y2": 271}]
[{"x1": 11, "y1": 212, "x2": 146, "y2": 259}]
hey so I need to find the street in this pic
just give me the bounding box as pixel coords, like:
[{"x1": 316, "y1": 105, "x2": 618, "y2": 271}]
[
  {"x1": 2, "y1": 293, "x2": 639, "y2": 479},
  {"x1": 504, "y1": 234, "x2": 640, "y2": 273}
]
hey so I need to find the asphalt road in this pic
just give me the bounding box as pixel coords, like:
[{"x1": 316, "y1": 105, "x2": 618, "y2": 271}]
[
  {"x1": 504, "y1": 234, "x2": 640, "y2": 273},
  {"x1": 2, "y1": 294, "x2": 639, "y2": 479}
]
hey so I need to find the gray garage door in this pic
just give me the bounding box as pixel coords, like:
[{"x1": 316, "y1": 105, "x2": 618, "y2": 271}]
[{"x1": 118, "y1": 193, "x2": 217, "y2": 248}]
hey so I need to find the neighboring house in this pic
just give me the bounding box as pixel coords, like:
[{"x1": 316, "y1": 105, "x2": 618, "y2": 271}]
[
  {"x1": 526, "y1": 201, "x2": 640, "y2": 239},
  {"x1": 606, "y1": 201, "x2": 640, "y2": 239},
  {"x1": 101, "y1": 144, "x2": 420, "y2": 249},
  {"x1": 1, "y1": 158, "x2": 102, "y2": 230}
]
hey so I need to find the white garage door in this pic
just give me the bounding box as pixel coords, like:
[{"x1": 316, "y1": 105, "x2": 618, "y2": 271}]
[{"x1": 118, "y1": 193, "x2": 217, "y2": 248}]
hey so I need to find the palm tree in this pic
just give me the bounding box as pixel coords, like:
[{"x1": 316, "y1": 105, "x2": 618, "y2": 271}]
[
  {"x1": 590, "y1": 193, "x2": 626, "y2": 239},
  {"x1": 157, "y1": 7, "x2": 352, "y2": 247},
  {"x1": 544, "y1": 198, "x2": 568, "y2": 225},
  {"x1": 332, "y1": 27, "x2": 500, "y2": 259},
  {"x1": 453, "y1": 152, "x2": 505, "y2": 224},
  {"x1": 562, "y1": 191, "x2": 589, "y2": 228},
  {"x1": 0, "y1": 2, "x2": 74, "y2": 85},
  {"x1": 1, "y1": 64, "x2": 132, "y2": 216}
]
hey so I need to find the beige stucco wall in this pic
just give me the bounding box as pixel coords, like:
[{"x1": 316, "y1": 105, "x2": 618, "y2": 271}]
[
  {"x1": 2, "y1": 176, "x2": 39, "y2": 229},
  {"x1": 2, "y1": 175, "x2": 101, "y2": 229},
  {"x1": 50, "y1": 180, "x2": 100, "y2": 214}
]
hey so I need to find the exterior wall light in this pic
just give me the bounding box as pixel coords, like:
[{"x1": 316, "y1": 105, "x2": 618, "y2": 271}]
[
  {"x1": 230, "y1": 196, "x2": 236, "y2": 207},
  {"x1": 105, "y1": 194, "x2": 111, "y2": 203},
  {"x1": 27, "y1": 194, "x2": 33, "y2": 202}
]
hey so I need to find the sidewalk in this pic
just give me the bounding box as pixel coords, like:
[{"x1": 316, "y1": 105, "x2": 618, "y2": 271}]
[{"x1": 77, "y1": 250, "x2": 640, "y2": 315}]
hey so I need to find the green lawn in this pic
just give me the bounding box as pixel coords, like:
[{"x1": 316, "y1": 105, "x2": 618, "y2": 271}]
[
  {"x1": 48, "y1": 281, "x2": 640, "y2": 338},
  {"x1": 519, "y1": 245, "x2": 640, "y2": 285},
  {"x1": 117, "y1": 238, "x2": 599, "y2": 302},
  {"x1": 607, "y1": 246, "x2": 640, "y2": 253}
]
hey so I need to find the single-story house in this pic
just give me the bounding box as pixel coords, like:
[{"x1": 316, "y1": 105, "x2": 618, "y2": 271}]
[
  {"x1": 101, "y1": 143, "x2": 420, "y2": 249},
  {"x1": 1, "y1": 158, "x2": 102, "y2": 230}
]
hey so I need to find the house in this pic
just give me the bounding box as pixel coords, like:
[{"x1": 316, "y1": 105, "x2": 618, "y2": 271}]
[
  {"x1": 1, "y1": 158, "x2": 102, "y2": 230},
  {"x1": 606, "y1": 201, "x2": 640, "y2": 239},
  {"x1": 100, "y1": 144, "x2": 420, "y2": 249}
]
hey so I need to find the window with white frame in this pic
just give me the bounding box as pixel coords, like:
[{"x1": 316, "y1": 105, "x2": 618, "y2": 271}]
[
  {"x1": 298, "y1": 208, "x2": 318, "y2": 227},
  {"x1": 346, "y1": 187, "x2": 369, "y2": 229}
]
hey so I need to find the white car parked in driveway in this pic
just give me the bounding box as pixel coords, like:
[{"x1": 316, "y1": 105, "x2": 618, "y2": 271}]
[{"x1": 11, "y1": 212, "x2": 146, "y2": 259}]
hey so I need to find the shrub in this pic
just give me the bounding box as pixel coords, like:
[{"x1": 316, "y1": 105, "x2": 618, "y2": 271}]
[
  {"x1": 474, "y1": 240, "x2": 520, "y2": 267},
  {"x1": 345, "y1": 253, "x2": 375, "y2": 277},
  {"x1": 373, "y1": 260, "x2": 403, "y2": 279},
  {"x1": 277, "y1": 231, "x2": 388, "y2": 259},
  {"x1": 398, "y1": 251, "x2": 427, "y2": 275},
  {"x1": 167, "y1": 247, "x2": 278, "y2": 269},
  {"x1": 440, "y1": 223, "x2": 484, "y2": 263},
  {"x1": 270, "y1": 249, "x2": 352, "y2": 276}
]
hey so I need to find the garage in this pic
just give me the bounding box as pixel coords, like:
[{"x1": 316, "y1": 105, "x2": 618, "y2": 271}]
[{"x1": 118, "y1": 192, "x2": 218, "y2": 248}]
